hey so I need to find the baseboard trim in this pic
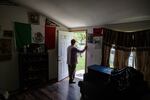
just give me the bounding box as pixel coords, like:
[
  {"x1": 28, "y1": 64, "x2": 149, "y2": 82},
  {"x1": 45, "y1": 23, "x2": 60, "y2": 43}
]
[{"x1": 47, "y1": 78, "x2": 58, "y2": 85}]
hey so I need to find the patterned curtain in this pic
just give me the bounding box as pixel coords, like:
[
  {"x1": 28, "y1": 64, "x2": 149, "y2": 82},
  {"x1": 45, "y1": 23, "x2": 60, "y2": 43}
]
[
  {"x1": 134, "y1": 30, "x2": 150, "y2": 82},
  {"x1": 113, "y1": 48, "x2": 130, "y2": 69},
  {"x1": 122, "y1": 49, "x2": 130, "y2": 67},
  {"x1": 113, "y1": 49, "x2": 122, "y2": 69},
  {"x1": 101, "y1": 28, "x2": 112, "y2": 66},
  {"x1": 102, "y1": 29, "x2": 132, "y2": 69},
  {"x1": 135, "y1": 50, "x2": 150, "y2": 81},
  {"x1": 101, "y1": 28, "x2": 150, "y2": 84},
  {"x1": 144, "y1": 51, "x2": 150, "y2": 82},
  {"x1": 101, "y1": 44, "x2": 111, "y2": 66}
]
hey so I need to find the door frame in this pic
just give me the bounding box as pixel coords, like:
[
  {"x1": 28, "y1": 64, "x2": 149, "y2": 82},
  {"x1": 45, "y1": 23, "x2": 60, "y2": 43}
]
[
  {"x1": 70, "y1": 30, "x2": 87, "y2": 73},
  {"x1": 57, "y1": 30, "x2": 87, "y2": 81}
]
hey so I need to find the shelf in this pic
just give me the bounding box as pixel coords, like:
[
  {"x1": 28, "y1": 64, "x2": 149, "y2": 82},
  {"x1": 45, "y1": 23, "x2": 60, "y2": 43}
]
[{"x1": 19, "y1": 52, "x2": 48, "y2": 89}]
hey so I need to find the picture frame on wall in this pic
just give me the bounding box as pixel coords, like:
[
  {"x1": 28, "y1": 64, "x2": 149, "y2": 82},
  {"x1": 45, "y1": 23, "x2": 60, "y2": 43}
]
[
  {"x1": 3, "y1": 30, "x2": 13, "y2": 37},
  {"x1": 87, "y1": 34, "x2": 93, "y2": 43},
  {"x1": 0, "y1": 38, "x2": 12, "y2": 61},
  {"x1": 28, "y1": 12, "x2": 40, "y2": 25}
]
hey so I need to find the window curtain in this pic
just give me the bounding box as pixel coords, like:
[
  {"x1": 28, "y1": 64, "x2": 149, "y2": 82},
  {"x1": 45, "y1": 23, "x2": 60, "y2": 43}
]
[
  {"x1": 102, "y1": 29, "x2": 132, "y2": 68},
  {"x1": 113, "y1": 48, "x2": 130, "y2": 69},
  {"x1": 135, "y1": 50, "x2": 150, "y2": 81},
  {"x1": 134, "y1": 30, "x2": 150, "y2": 81},
  {"x1": 101, "y1": 28, "x2": 150, "y2": 83},
  {"x1": 101, "y1": 44, "x2": 111, "y2": 66},
  {"x1": 113, "y1": 32, "x2": 132, "y2": 69},
  {"x1": 101, "y1": 29, "x2": 112, "y2": 66},
  {"x1": 114, "y1": 49, "x2": 124, "y2": 69}
]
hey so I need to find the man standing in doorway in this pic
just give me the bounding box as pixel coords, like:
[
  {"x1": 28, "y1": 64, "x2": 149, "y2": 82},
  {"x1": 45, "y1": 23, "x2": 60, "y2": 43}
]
[{"x1": 67, "y1": 39, "x2": 87, "y2": 84}]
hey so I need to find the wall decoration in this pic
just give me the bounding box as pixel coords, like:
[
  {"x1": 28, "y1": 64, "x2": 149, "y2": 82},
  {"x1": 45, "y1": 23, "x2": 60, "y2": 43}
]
[
  {"x1": 93, "y1": 28, "x2": 103, "y2": 36},
  {"x1": 3, "y1": 30, "x2": 13, "y2": 37},
  {"x1": 87, "y1": 34, "x2": 93, "y2": 43},
  {"x1": 93, "y1": 36, "x2": 101, "y2": 43},
  {"x1": 33, "y1": 32, "x2": 44, "y2": 44},
  {"x1": 45, "y1": 26, "x2": 56, "y2": 49},
  {"x1": 93, "y1": 36, "x2": 102, "y2": 49},
  {"x1": 0, "y1": 38, "x2": 12, "y2": 61},
  {"x1": 45, "y1": 18, "x2": 59, "y2": 27},
  {"x1": 14, "y1": 22, "x2": 31, "y2": 49},
  {"x1": 28, "y1": 12, "x2": 40, "y2": 25}
]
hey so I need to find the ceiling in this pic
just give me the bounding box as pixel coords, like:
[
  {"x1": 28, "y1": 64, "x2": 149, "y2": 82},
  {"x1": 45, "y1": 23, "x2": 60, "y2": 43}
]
[{"x1": 12, "y1": 0, "x2": 150, "y2": 28}]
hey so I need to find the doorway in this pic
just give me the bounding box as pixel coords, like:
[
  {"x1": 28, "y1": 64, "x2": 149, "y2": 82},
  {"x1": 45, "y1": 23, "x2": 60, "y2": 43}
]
[
  {"x1": 57, "y1": 30, "x2": 86, "y2": 81},
  {"x1": 72, "y1": 31, "x2": 86, "y2": 80}
]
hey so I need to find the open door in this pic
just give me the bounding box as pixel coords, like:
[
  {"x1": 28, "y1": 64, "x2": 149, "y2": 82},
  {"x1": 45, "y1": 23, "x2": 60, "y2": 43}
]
[
  {"x1": 58, "y1": 31, "x2": 73, "y2": 81},
  {"x1": 72, "y1": 31, "x2": 87, "y2": 80}
]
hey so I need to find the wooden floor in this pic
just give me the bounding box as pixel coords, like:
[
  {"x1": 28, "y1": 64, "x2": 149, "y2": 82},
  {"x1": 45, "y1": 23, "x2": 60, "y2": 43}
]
[{"x1": 9, "y1": 78, "x2": 82, "y2": 100}]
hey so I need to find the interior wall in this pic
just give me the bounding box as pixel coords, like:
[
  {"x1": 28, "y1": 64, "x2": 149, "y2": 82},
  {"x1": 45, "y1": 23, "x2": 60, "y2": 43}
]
[
  {"x1": 0, "y1": 5, "x2": 68, "y2": 91},
  {"x1": 0, "y1": 5, "x2": 29, "y2": 91},
  {"x1": 70, "y1": 20, "x2": 150, "y2": 69}
]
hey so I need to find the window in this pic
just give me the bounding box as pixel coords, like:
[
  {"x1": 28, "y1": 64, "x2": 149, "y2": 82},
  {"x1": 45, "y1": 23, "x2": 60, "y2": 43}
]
[
  {"x1": 109, "y1": 45, "x2": 115, "y2": 68},
  {"x1": 128, "y1": 51, "x2": 136, "y2": 68},
  {"x1": 109, "y1": 45, "x2": 136, "y2": 69}
]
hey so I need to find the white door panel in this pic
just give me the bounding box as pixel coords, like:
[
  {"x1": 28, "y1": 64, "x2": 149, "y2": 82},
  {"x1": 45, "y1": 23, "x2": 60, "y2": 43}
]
[{"x1": 58, "y1": 31, "x2": 73, "y2": 81}]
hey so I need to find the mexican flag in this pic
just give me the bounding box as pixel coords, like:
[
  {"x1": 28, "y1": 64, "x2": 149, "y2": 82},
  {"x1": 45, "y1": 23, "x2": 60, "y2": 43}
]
[{"x1": 14, "y1": 22, "x2": 31, "y2": 49}]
